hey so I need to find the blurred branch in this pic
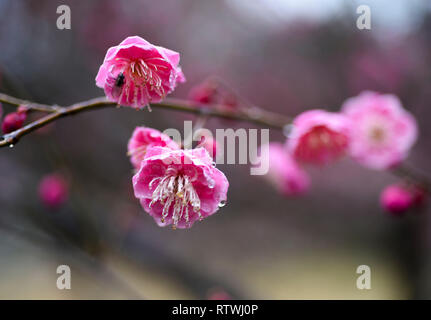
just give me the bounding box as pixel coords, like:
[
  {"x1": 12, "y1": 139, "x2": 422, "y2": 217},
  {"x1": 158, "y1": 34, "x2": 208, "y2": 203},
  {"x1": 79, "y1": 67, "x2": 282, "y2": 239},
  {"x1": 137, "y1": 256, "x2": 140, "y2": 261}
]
[
  {"x1": 392, "y1": 164, "x2": 431, "y2": 190},
  {"x1": 0, "y1": 218, "x2": 145, "y2": 299},
  {"x1": 0, "y1": 92, "x2": 289, "y2": 148}
]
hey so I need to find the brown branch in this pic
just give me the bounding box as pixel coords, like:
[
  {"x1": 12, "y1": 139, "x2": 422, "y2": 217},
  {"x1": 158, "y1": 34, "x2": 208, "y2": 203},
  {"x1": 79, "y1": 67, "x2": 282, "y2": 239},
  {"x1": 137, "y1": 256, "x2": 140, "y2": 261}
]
[{"x1": 0, "y1": 93, "x2": 289, "y2": 148}]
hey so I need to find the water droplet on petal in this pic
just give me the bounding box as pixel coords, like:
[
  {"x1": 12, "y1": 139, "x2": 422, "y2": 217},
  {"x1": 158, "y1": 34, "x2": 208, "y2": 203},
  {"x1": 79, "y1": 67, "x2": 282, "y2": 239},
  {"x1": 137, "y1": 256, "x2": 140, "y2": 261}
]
[{"x1": 218, "y1": 200, "x2": 226, "y2": 208}]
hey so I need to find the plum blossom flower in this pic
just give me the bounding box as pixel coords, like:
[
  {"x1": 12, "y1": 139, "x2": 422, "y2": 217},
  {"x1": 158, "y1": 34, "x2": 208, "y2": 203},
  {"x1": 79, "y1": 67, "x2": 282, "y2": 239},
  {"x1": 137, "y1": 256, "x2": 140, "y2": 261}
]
[
  {"x1": 342, "y1": 91, "x2": 418, "y2": 170},
  {"x1": 38, "y1": 174, "x2": 69, "y2": 209},
  {"x1": 133, "y1": 147, "x2": 229, "y2": 229},
  {"x1": 286, "y1": 110, "x2": 350, "y2": 165},
  {"x1": 127, "y1": 127, "x2": 179, "y2": 169},
  {"x1": 96, "y1": 36, "x2": 185, "y2": 108},
  {"x1": 259, "y1": 143, "x2": 310, "y2": 196}
]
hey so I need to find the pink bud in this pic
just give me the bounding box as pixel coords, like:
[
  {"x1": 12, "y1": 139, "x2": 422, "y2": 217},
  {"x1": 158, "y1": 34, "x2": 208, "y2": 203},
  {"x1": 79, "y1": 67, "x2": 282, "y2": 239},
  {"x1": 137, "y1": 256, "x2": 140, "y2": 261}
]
[
  {"x1": 380, "y1": 184, "x2": 414, "y2": 215},
  {"x1": 221, "y1": 93, "x2": 238, "y2": 110},
  {"x1": 411, "y1": 186, "x2": 428, "y2": 208},
  {"x1": 38, "y1": 174, "x2": 69, "y2": 209},
  {"x1": 2, "y1": 109, "x2": 27, "y2": 134},
  {"x1": 207, "y1": 288, "x2": 231, "y2": 300},
  {"x1": 188, "y1": 82, "x2": 217, "y2": 105}
]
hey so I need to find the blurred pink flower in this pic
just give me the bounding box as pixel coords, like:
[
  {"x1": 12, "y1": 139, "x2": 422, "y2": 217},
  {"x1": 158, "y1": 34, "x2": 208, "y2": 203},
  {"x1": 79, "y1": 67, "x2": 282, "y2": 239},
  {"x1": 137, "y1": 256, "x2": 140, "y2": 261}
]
[
  {"x1": 342, "y1": 91, "x2": 418, "y2": 170},
  {"x1": 133, "y1": 147, "x2": 228, "y2": 229},
  {"x1": 1, "y1": 109, "x2": 27, "y2": 134},
  {"x1": 259, "y1": 143, "x2": 310, "y2": 196},
  {"x1": 127, "y1": 127, "x2": 179, "y2": 169},
  {"x1": 287, "y1": 110, "x2": 350, "y2": 165},
  {"x1": 188, "y1": 82, "x2": 217, "y2": 105},
  {"x1": 188, "y1": 79, "x2": 239, "y2": 111},
  {"x1": 38, "y1": 174, "x2": 69, "y2": 209},
  {"x1": 96, "y1": 36, "x2": 185, "y2": 108},
  {"x1": 207, "y1": 288, "x2": 231, "y2": 300},
  {"x1": 348, "y1": 49, "x2": 411, "y2": 93},
  {"x1": 380, "y1": 184, "x2": 414, "y2": 216}
]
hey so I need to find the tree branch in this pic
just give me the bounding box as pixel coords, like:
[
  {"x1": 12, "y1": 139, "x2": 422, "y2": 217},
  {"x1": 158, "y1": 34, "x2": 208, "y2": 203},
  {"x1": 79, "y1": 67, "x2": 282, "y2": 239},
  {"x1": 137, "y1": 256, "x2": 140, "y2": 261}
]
[{"x1": 0, "y1": 93, "x2": 289, "y2": 148}]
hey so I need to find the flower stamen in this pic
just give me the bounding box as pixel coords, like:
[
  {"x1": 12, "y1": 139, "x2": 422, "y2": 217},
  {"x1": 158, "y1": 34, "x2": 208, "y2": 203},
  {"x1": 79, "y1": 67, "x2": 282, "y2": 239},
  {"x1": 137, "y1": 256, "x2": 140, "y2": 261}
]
[{"x1": 150, "y1": 173, "x2": 201, "y2": 228}]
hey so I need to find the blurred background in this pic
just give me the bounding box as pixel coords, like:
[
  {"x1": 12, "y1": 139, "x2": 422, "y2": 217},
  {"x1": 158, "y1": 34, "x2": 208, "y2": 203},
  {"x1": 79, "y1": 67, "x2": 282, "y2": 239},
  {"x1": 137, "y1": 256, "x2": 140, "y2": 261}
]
[{"x1": 0, "y1": 0, "x2": 430, "y2": 299}]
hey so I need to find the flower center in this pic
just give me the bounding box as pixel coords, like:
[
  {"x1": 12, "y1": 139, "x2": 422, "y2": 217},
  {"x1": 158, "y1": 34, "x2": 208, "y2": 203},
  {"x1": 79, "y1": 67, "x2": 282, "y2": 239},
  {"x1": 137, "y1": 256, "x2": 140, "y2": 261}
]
[
  {"x1": 114, "y1": 57, "x2": 169, "y2": 106},
  {"x1": 369, "y1": 126, "x2": 386, "y2": 143},
  {"x1": 149, "y1": 171, "x2": 201, "y2": 229}
]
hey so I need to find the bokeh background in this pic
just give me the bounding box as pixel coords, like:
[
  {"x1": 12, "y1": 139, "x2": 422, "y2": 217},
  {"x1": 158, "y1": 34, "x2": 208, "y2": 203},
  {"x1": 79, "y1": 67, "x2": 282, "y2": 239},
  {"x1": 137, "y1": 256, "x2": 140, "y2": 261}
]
[{"x1": 0, "y1": 0, "x2": 430, "y2": 299}]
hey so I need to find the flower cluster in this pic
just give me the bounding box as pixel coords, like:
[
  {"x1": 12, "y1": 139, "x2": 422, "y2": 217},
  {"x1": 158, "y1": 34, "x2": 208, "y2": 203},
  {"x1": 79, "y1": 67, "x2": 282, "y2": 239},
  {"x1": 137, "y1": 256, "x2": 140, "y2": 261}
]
[
  {"x1": 94, "y1": 37, "x2": 425, "y2": 224},
  {"x1": 261, "y1": 91, "x2": 424, "y2": 215},
  {"x1": 128, "y1": 127, "x2": 229, "y2": 229},
  {"x1": 95, "y1": 37, "x2": 228, "y2": 229}
]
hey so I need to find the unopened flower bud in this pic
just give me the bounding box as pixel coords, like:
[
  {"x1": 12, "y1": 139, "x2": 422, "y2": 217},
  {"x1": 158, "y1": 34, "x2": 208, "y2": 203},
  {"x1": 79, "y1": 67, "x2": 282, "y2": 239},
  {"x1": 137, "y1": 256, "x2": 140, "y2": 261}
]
[
  {"x1": 38, "y1": 174, "x2": 69, "y2": 209},
  {"x1": 2, "y1": 108, "x2": 27, "y2": 134}
]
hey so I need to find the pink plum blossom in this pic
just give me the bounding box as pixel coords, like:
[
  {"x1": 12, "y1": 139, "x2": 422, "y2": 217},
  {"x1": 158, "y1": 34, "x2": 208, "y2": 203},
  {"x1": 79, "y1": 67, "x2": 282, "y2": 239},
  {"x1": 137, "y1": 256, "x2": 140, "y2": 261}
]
[
  {"x1": 286, "y1": 110, "x2": 350, "y2": 165},
  {"x1": 380, "y1": 184, "x2": 414, "y2": 216},
  {"x1": 96, "y1": 36, "x2": 185, "y2": 108},
  {"x1": 132, "y1": 147, "x2": 229, "y2": 229},
  {"x1": 127, "y1": 127, "x2": 179, "y2": 169},
  {"x1": 342, "y1": 91, "x2": 418, "y2": 170},
  {"x1": 38, "y1": 174, "x2": 69, "y2": 209},
  {"x1": 259, "y1": 143, "x2": 310, "y2": 196}
]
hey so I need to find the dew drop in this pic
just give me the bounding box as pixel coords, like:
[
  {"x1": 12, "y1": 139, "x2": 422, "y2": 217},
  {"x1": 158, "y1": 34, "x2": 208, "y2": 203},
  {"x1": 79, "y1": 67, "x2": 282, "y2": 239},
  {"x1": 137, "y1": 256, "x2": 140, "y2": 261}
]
[{"x1": 218, "y1": 200, "x2": 226, "y2": 208}]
